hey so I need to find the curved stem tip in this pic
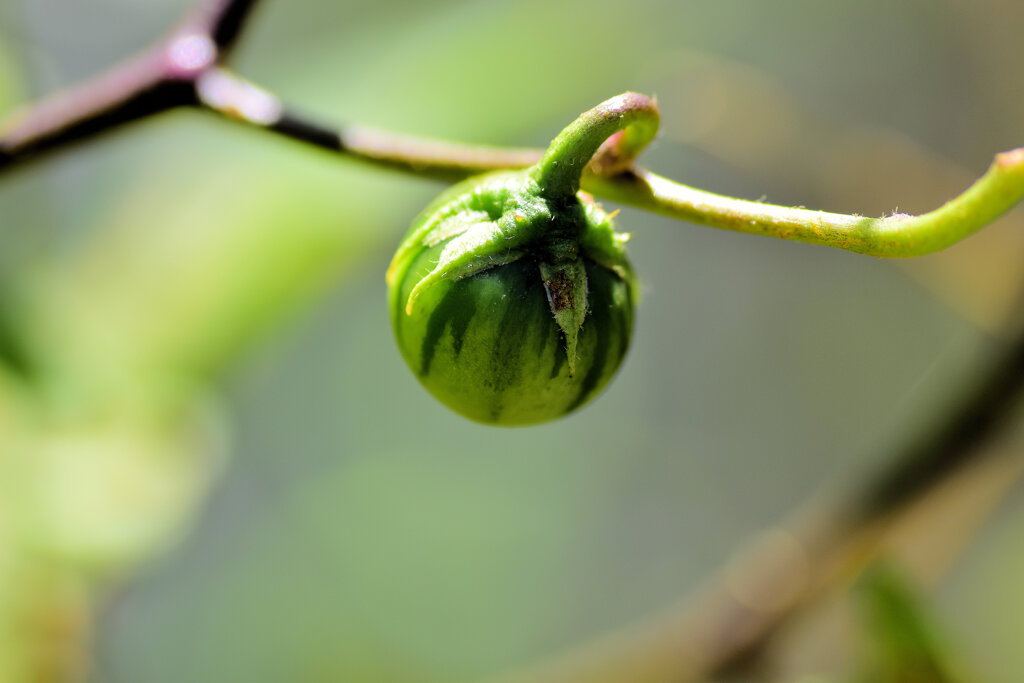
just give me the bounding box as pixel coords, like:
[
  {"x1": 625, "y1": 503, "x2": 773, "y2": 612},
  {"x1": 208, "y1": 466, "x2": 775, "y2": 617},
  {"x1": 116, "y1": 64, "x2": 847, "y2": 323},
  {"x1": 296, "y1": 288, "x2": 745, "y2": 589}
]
[{"x1": 531, "y1": 92, "x2": 659, "y2": 198}]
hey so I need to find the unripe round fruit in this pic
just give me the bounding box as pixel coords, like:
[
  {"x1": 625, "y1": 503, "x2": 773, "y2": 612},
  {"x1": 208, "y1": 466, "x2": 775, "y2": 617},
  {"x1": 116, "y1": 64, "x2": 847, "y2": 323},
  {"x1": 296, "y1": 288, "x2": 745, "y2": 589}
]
[
  {"x1": 387, "y1": 172, "x2": 637, "y2": 426},
  {"x1": 387, "y1": 93, "x2": 656, "y2": 426},
  {"x1": 390, "y1": 227, "x2": 633, "y2": 424}
]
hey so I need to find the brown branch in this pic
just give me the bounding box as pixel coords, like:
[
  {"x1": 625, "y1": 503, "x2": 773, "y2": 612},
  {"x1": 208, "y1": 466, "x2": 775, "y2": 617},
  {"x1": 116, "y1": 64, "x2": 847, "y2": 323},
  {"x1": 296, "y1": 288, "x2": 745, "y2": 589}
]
[
  {"x1": 189, "y1": 67, "x2": 545, "y2": 181},
  {"x1": 484, "y1": 293, "x2": 1024, "y2": 683},
  {"x1": 853, "y1": 320, "x2": 1024, "y2": 522},
  {"x1": 0, "y1": 0, "x2": 264, "y2": 172}
]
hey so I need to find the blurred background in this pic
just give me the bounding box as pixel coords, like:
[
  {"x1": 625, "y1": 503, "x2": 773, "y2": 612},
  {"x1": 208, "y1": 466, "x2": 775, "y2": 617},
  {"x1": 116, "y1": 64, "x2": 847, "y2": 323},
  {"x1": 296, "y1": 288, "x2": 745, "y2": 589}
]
[{"x1": 0, "y1": 0, "x2": 1023, "y2": 681}]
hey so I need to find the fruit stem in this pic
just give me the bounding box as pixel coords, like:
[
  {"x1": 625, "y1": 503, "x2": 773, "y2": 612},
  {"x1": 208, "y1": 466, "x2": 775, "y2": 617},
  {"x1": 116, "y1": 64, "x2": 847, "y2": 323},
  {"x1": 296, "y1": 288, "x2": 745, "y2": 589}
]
[{"x1": 530, "y1": 92, "x2": 660, "y2": 199}]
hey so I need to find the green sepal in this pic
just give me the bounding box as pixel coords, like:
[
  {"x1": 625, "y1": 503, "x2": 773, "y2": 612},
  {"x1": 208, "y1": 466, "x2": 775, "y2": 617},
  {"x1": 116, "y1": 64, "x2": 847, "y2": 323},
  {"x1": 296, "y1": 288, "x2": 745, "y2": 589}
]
[
  {"x1": 404, "y1": 222, "x2": 526, "y2": 314},
  {"x1": 579, "y1": 198, "x2": 638, "y2": 303},
  {"x1": 388, "y1": 172, "x2": 566, "y2": 315},
  {"x1": 538, "y1": 257, "x2": 588, "y2": 377},
  {"x1": 385, "y1": 171, "x2": 520, "y2": 290}
]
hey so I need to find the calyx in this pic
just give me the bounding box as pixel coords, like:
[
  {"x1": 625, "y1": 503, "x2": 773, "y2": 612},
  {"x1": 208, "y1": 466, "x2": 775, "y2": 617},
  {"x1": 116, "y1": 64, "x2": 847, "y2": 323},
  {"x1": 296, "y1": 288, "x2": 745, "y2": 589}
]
[{"x1": 385, "y1": 170, "x2": 632, "y2": 376}]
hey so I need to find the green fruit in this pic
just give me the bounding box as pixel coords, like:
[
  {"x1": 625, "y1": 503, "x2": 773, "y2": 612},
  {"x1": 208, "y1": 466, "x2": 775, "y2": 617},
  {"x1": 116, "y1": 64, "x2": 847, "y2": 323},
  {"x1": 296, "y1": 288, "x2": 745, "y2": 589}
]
[{"x1": 387, "y1": 93, "x2": 656, "y2": 425}]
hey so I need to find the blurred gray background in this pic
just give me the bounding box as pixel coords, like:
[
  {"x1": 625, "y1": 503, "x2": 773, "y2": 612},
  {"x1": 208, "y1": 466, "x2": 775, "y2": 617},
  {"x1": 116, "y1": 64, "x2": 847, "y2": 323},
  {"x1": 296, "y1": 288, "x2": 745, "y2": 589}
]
[{"x1": 1, "y1": 0, "x2": 1023, "y2": 681}]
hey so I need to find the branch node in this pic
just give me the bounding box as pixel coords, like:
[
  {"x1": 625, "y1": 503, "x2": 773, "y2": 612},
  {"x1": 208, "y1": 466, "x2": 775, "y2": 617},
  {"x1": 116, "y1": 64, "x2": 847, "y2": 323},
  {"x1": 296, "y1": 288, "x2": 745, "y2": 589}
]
[{"x1": 165, "y1": 34, "x2": 219, "y2": 80}]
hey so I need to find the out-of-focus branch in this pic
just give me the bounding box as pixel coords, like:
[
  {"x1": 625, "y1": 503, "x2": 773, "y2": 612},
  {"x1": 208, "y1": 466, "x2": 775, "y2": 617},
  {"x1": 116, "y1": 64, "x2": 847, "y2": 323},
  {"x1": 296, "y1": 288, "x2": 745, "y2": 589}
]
[
  {"x1": 0, "y1": 46, "x2": 180, "y2": 169},
  {"x1": 483, "y1": 290, "x2": 1024, "y2": 683},
  {"x1": 190, "y1": 67, "x2": 544, "y2": 180},
  {"x1": 0, "y1": 0, "x2": 263, "y2": 172}
]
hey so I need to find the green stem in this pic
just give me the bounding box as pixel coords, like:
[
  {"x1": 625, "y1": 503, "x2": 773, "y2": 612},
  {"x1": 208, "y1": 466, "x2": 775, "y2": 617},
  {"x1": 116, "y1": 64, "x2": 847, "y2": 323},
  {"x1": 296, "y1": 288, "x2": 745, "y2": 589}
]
[
  {"x1": 585, "y1": 149, "x2": 1024, "y2": 257},
  {"x1": 529, "y1": 92, "x2": 660, "y2": 198}
]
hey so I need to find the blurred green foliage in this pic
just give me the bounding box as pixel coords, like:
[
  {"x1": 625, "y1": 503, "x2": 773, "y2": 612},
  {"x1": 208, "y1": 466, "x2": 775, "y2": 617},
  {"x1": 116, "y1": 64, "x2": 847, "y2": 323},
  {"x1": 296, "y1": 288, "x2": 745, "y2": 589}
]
[
  {"x1": 0, "y1": 0, "x2": 1022, "y2": 682},
  {"x1": 856, "y1": 565, "x2": 967, "y2": 683}
]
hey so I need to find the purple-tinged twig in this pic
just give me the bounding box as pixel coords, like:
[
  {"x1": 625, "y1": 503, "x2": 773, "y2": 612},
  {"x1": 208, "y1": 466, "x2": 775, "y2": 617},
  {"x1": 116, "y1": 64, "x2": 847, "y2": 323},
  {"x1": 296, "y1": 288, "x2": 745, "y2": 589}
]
[{"x1": 0, "y1": 0, "x2": 261, "y2": 171}]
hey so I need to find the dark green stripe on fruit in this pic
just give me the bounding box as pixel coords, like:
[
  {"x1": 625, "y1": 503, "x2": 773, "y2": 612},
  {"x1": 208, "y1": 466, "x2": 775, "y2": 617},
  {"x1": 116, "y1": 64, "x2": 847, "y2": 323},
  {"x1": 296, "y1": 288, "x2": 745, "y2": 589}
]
[
  {"x1": 568, "y1": 261, "x2": 628, "y2": 412},
  {"x1": 569, "y1": 304, "x2": 611, "y2": 411},
  {"x1": 420, "y1": 281, "x2": 476, "y2": 376},
  {"x1": 482, "y1": 260, "x2": 551, "y2": 418},
  {"x1": 549, "y1": 339, "x2": 566, "y2": 379},
  {"x1": 616, "y1": 289, "x2": 633, "y2": 365}
]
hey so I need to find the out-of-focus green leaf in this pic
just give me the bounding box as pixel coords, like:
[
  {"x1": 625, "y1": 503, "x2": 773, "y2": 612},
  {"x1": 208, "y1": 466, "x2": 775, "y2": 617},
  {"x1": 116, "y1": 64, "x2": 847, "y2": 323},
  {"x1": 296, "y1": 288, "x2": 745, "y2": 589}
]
[
  {"x1": 0, "y1": 374, "x2": 223, "y2": 680},
  {"x1": 17, "y1": 399, "x2": 226, "y2": 574},
  {"x1": 855, "y1": 564, "x2": 969, "y2": 683}
]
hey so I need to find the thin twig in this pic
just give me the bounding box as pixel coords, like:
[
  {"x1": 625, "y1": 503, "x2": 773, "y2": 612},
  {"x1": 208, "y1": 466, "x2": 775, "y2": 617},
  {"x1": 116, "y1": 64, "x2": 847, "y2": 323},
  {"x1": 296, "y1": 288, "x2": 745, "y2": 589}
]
[
  {"x1": 190, "y1": 68, "x2": 543, "y2": 179},
  {"x1": 3, "y1": 40, "x2": 1023, "y2": 258},
  {"x1": 0, "y1": 46, "x2": 174, "y2": 168},
  {"x1": 0, "y1": 0, "x2": 263, "y2": 172},
  {"x1": 190, "y1": 69, "x2": 1024, "y2": 258}
]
